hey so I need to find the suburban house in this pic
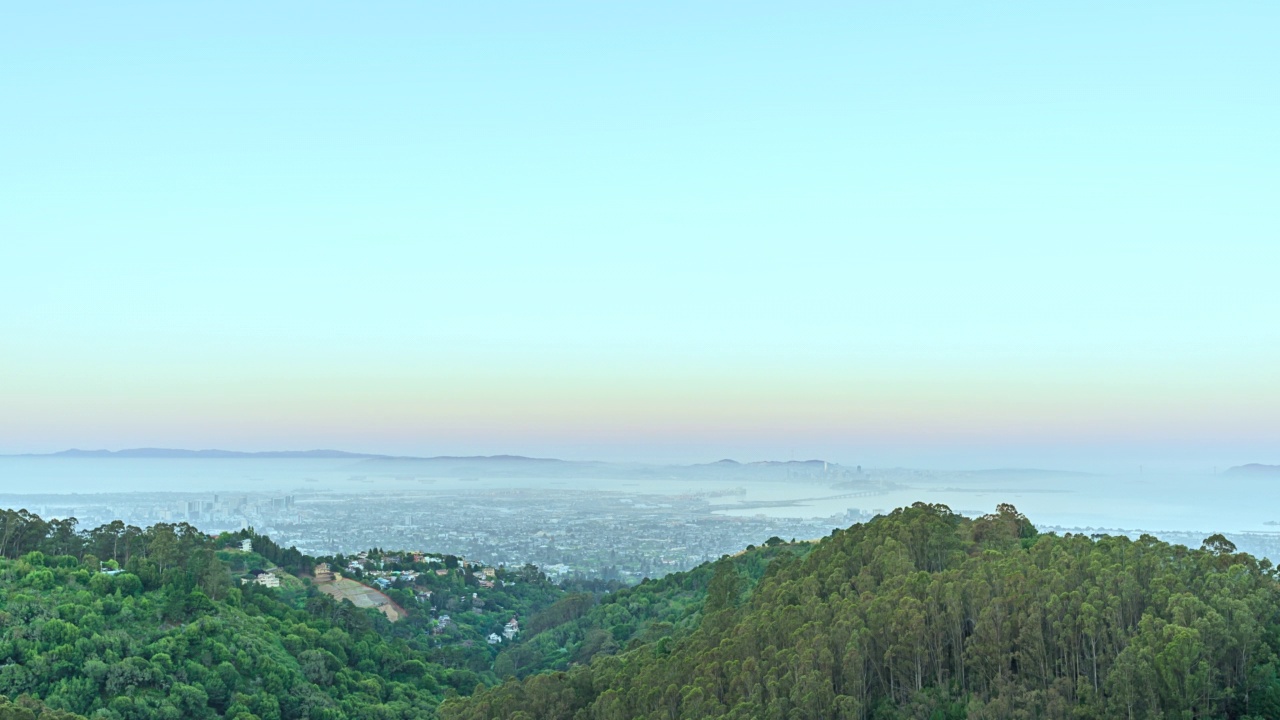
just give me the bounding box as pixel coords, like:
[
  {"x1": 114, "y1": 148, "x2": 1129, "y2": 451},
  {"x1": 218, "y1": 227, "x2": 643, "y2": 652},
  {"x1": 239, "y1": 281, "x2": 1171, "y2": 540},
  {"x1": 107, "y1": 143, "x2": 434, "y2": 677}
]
[
  {"x1": 432, "y1": 614, "x2": 452, "y2": 635},
  {"x1": 242, "y1": 569, "x2": 280, "y2": 588}
]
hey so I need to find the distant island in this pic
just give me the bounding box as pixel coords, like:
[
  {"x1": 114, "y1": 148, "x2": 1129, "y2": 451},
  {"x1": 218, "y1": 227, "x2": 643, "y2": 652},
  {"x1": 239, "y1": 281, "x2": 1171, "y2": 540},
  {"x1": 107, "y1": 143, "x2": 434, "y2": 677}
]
[{"x1": 1225, "y1": 463, "x2": 1280, "y2": 475}]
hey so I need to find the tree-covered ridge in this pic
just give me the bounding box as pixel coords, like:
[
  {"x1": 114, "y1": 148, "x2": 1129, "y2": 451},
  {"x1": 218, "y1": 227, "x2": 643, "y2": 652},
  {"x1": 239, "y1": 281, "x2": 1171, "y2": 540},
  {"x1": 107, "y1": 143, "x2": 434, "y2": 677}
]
[
  {"x1": 441, "y1": 503, "x2": 1280, "y2": 720},
  {"x1": 0, "y1": 509, "x2": 570, "y2": 719},
  {"x1": 494, "y1": 539, "x2": 810, "y2": 680},
  {"x1": 0, "y1": 548, "x2": 455, "y2": 718},
  {"x1": 0, "y1": 694, "x2": 84, "y2": 720}
]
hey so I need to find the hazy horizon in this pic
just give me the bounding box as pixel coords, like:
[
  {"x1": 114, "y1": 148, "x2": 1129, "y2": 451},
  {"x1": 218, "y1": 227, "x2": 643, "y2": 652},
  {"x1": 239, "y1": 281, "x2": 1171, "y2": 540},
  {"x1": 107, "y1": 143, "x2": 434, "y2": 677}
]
[
  {"x1": 3, "y1": 4, "x2": 1277, "y2": 474},
  {"x1": 1, "y1": 444, "x2": 1271, "y2": 476},
  {"x1": 3, "y1": 7, "x2": 1279, "y2": 719}
]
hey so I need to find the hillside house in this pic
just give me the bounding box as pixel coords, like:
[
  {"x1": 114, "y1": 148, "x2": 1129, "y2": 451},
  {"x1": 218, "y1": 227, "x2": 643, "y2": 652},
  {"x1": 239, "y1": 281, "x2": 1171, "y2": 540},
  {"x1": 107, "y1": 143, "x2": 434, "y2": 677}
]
[{"x1": 242, "y1": 570, "x2": 280, "y2": 588}]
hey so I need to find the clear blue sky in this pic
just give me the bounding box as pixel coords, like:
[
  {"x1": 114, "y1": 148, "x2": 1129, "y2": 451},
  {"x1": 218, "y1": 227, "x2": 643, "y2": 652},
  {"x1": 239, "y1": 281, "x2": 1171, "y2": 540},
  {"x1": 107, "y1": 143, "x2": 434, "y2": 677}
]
[{"x1": 2, "y1": 3, "x2": 1277, "y2": 469}]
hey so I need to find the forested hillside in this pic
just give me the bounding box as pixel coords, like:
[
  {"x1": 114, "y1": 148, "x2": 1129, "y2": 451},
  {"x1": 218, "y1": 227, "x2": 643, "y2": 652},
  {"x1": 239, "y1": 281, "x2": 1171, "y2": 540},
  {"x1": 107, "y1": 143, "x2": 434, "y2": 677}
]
[
  {"x1": 0, "y1": 509, "x2": 569, "y2": 719},
  {"x1": 493, "y1": 539, "x2": 809, "y2": 680},
  {"x1": 0, "y1": 544, "x2": 445, "y2": 717},
  {"x1": 6, "y1": 504, "x2": 1280, "y2": 719},
  {"x1": 0, "y1": 507, "x2": 789, "y2": 719},
  {"x1": 441, "y1": 503, "x2": 1280, "y2": 720},
  {"x1": 0, "y1": 693, "x2": 84, "y2": 720}
]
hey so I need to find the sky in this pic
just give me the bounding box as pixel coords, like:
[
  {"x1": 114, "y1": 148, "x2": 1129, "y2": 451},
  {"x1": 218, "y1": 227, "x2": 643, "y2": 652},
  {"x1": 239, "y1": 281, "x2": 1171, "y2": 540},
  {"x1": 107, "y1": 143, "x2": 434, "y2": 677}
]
[{"x1": 1, "y1": 3, "x2": 1277, "y2": 470}]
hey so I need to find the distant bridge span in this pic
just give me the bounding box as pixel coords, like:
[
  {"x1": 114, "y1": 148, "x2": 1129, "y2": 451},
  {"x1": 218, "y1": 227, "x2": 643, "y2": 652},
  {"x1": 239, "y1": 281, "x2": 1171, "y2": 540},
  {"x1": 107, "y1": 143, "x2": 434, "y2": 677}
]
[{"x1": 708, "y1": 488, "x2": 889, "y2": 511}]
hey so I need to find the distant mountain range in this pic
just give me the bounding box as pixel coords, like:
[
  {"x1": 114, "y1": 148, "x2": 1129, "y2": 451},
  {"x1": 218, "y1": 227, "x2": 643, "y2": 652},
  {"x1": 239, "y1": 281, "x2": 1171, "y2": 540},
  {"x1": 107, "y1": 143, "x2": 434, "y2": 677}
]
[
  {"x1": 7, "y1": 448, "x2": 1111, "y2": 482},
  {"x1": 36, "y1": 448, "x2": 392, "y2": 459},
  {"x1": 9, "y1": 448, "x2": 856, "y2": 481},
  {"x1": 14, "y1": 448, "x2": 836, "y2": 466},
  {"x1": 24, "y1": 448, "x2": 605, "y2": 463},
  {"x1": 1225, "y1": 464, "x2": 1280, "y2": 475}
]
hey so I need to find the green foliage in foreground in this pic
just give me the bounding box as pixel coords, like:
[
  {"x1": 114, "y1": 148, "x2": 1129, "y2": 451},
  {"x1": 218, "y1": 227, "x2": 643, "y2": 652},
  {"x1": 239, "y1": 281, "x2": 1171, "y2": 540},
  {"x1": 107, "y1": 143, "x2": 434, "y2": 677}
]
[
  {"x1": 0, "y1": 512, "x2": 518, "y2": 720},
  {"x1": 494, "y1": 542, "x2": 810, "y2": 680},
  {"x1": 0, "y1": 694, "x2": 85, "y2": 720},
  {"x1": 442, "y1": 503, "x2": 1280, "y2": 720},
  {"x1": 0, "y1": 550, "x2": 455, "y2": 719},
  {"x1": 0, "y1": 509, "x2": 591, "y2": 719},
  {"x1": 6, "y1": 503, "x2": 1280, "y2": 720}
]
